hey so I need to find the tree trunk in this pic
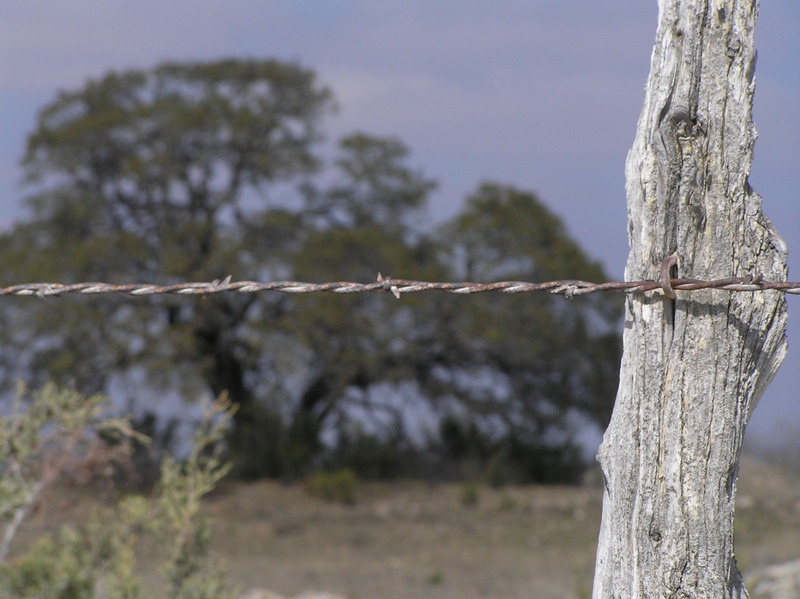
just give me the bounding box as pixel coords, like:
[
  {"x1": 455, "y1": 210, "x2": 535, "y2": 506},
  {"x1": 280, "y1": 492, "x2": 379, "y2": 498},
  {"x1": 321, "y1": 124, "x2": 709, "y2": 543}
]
[{"x1": 592, "y1": 1, "x2": 788, "y2": 597}]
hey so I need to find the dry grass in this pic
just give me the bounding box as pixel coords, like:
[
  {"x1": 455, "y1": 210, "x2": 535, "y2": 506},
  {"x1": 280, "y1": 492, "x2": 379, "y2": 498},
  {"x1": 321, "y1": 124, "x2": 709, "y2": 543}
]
[{"x1": 9, "y1": 455, "x2": 800, "y2": 599}]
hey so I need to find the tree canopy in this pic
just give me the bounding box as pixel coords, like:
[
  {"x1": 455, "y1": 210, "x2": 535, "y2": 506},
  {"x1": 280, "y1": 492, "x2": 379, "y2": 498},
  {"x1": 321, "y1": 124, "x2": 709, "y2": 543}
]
[{"x1": 0, "y1": 58, "x2": 622, "y2": 482}]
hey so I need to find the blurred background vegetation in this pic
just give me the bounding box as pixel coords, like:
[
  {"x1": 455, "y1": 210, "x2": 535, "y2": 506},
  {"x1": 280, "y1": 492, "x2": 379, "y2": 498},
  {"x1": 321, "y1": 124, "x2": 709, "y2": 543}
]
[{"x1": 0, "y1": 57, "x2": 623, "y2": 484}]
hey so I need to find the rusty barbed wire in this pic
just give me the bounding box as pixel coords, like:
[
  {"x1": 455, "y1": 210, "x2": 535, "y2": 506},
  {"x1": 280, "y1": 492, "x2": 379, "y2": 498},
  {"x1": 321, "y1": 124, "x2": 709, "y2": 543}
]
[{"x1": 1, "y1": 273, "x2": 798, "y2": 299}]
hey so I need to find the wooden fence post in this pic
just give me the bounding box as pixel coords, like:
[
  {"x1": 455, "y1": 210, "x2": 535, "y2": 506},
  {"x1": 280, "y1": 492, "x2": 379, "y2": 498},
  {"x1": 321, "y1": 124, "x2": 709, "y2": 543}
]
[{"x1": 592, "y1": 1, "x2": 788, "y2": 596}]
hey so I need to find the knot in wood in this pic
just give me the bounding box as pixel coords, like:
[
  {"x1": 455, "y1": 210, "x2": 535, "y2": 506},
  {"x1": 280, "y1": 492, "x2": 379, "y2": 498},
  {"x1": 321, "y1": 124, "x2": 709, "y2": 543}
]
[{"x1": 649, "y1": 529, "x2": 663, "y2": 544}]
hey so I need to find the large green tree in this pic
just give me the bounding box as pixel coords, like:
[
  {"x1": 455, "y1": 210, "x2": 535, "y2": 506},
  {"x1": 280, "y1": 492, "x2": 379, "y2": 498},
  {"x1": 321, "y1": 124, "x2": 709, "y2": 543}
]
[
  {"x1": 420, "y1": 183, "x2": 622, "y2": 481},
  {"x1": 0, "y1": 58, "x2": 338, "y2": 475},
  {"x1": 0, "y1": 58, "x2": 621, "y2": 481}
]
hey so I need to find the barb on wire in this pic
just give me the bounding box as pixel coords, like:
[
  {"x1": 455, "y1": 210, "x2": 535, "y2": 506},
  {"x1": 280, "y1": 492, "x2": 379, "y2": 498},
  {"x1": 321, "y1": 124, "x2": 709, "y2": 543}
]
[{"x1": 0, "y1": 273, "x2": 798, "y2": 299}]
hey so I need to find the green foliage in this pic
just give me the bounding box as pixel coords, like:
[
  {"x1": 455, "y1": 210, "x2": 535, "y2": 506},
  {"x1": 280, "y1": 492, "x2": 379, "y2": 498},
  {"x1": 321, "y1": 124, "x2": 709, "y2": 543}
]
[
  {"x1": 459, "y1": 481, "x2": 480, "y2": 507},
  {"x1": 0, "y1": 57, "x2": 623, "y2": 483},
  {"x1": 0, "y1": 383, "x2": 143, "y2": 560},
  {"x1": 438, "y1": 183, "x2": 623, "y2": 431},
  {"x1": 157, "y1": 398, "x2": 234, "y2": 597},
  {"x1": 497, "y1": 493, "x2": 517, "y2": 511},
  {"x1": 1, "y1": 528, "x2": 96, "y2": 599},
  {"x1": 483, "y1": 450, "x2": 509, "y2": 489},
  {"x1": 323, "y1": 424, "x2": 410, "y2": 480},
  {"x1": 437, "y1": 409, "x2": 588, "y2": 485},
  {"x1": 426, "y1": 571, "x2": 444, "y2": 585},
  {"x1": 0, "y1": 385, "x2": 237, "y2": 599},
  {"x1": 305, "y1": 469, "x2": 359, "y2": 505}
]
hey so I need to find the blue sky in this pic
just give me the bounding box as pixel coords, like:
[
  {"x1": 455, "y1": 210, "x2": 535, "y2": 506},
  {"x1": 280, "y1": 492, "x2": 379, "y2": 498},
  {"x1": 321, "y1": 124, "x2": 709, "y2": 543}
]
[{"x1": 0, "y1": 1, "x2": 797, "y2": 446}]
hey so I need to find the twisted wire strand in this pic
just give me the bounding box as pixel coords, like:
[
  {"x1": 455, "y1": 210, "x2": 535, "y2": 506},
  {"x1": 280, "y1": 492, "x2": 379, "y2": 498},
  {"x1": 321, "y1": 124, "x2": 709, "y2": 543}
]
[{"x1": 1, "y1": 274, "x2": 798, "y2": 299}]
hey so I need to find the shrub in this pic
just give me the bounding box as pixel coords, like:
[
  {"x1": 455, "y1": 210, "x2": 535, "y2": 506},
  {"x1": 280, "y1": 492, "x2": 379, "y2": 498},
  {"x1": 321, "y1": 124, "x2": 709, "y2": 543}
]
[
  {"x1": 305, "y1": 469, "x2": 358, "y2": 505},
  {"x1": 459, "y1": 481, "x2": 480, "y2": 507},
  {"x1": 0, "y1": 384, "x2": 237, "y2": 599}
]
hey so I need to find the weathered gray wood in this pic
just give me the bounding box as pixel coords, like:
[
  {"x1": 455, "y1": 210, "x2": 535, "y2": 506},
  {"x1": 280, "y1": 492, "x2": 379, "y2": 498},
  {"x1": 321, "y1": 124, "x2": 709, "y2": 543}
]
[{"x1": 592, "y1": 1, "x2": 788, "y2": 597}]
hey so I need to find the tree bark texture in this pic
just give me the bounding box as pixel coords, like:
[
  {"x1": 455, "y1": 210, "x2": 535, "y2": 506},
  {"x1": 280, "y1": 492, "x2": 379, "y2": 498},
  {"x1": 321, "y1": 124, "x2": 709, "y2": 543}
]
[{"x1": 593, "y1": 1, "x2": 787, "y2": 597}]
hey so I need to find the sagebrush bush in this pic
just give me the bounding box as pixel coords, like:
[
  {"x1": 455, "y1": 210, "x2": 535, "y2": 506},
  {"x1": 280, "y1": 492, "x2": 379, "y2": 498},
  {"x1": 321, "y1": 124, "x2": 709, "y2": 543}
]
[
  {"x1": 459, "y1": 481, "x2": 480, "y2": 507},
  {"x1": 0, "y1": 384, "x2": 237, "y2": 599},
  {"x1": 305, "y1": 469, "x2": 359, "y2": 505}
]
